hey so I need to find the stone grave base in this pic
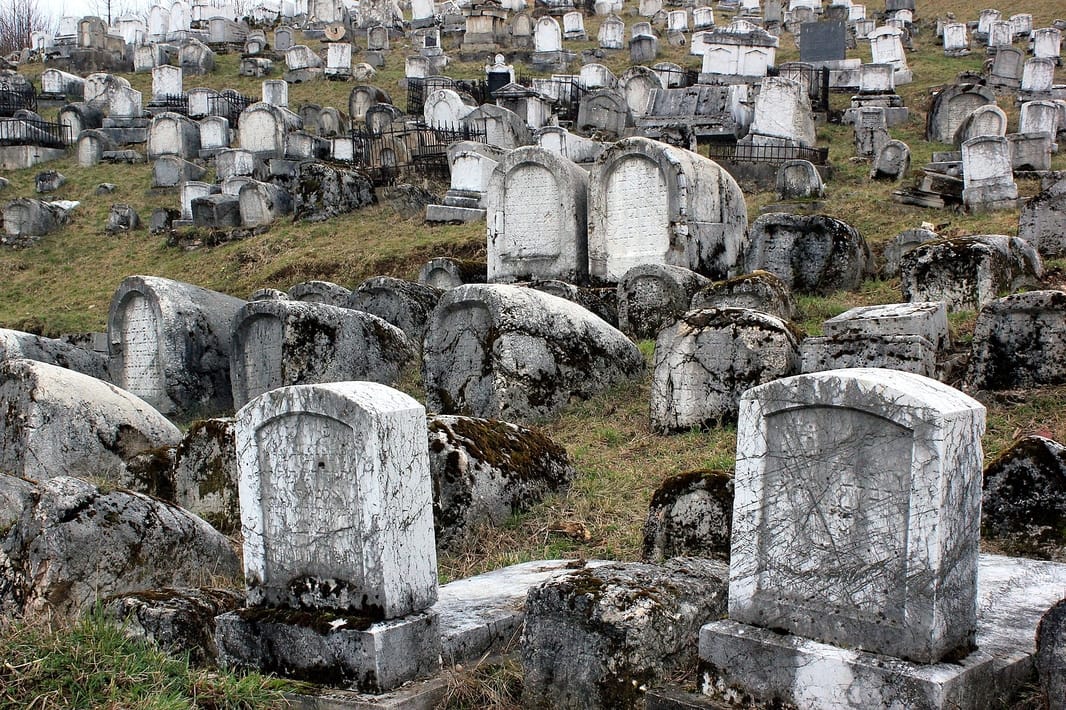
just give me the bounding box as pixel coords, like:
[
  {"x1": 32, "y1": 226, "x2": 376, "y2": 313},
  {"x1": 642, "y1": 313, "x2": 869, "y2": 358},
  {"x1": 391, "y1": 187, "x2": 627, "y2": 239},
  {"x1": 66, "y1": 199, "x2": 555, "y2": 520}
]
[
  {"x1": 0, "y1": 146, "x2": 66, "y2": 171},
  {"x1": 424, "y1": 204, "x2": 486, "y2": 223},
  {"x1": 215, "y1": 608, "x2": 442, "y2": 693},
  {"x1": 963, "y1": 184, "x2": 1019, "y2": 213},
  {"x1": 284, "y1": 67, "x2": 324, "y2": 83},
  {"x1": 530, "y1": 50, "x2": 576, "y2": 71},
  {"x1": 697, "y1": 554, "x2": 1066, "y2": 709}
]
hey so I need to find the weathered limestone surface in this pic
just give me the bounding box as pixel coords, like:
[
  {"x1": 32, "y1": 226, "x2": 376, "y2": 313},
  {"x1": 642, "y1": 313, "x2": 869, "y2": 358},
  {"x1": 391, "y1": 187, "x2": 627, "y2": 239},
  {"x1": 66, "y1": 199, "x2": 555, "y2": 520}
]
[
  {"x1": 1038, "y1": 598, "x2": 1066, "y2": 710},
  {"x1": 423, "y1": 284, "x2": 645, "y2": 424},
  {"x1": 689, "y1": 270, "x2": 796, "y2": 321},
  {"x1": 0, "y1": 475, "x2": 239, "y2": 617},
  {"x1": 172, "y1": 418, "x2": 239, "y2": 534},
  {"x1": 617, "y1": 264, "x2": 710, "y2": 341},
  {"x1": 968, "y1": 290, "x2": 1066, "y2": 390},
  {"x1": 744, "y1": 213, "x2": 870, "y2": 295},
  {"x1": 642, "y1": 470, "x2": 733, "y2": 562},
  {"x1": 982, "y1": 436, "x2": 1066, "y2": 554},
  {"x1": 651, "y1": 307, "x2": 802, "y2": 431},
  {"x1": 521, "y1": 558, "x2": 729, "y2": 710},
  {"x1": 348, "y1": 276, "x2": 442, "y2": 346},
  {"x1": 0, "y1": 327, "x2": 111, "y2": 382},
  {"x1": 0, "y1": 358, "x2": 181, "y2": 484},
  {"x1": 428, "y1": 415, "x2": 575, "y2": 548}
]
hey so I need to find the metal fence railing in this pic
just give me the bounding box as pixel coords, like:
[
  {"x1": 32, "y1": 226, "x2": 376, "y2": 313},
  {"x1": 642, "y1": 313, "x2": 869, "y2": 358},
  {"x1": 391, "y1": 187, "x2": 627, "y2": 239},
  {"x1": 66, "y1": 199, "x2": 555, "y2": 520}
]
[
  {"x1": 0, "y1": 86, "x2": 38, "y2": 117},
  {"x1": 147, "y1": 93, "x2": 190, "y2": 115},
  {"x1": 209, "y1": 91, "x2": 257, "y2": 125},
  {"x1": 347, "y1": 121, "x2": 487, "y2": 185},
  {"x1": 705, "y1": 142, "x2": 829, "y2": 165},
  {"x1": 406, "y1": 77, "x2": 491, "y2": 117},
  {"x1": 0, "y1": 118, "x2": 72, "y2": 148}
]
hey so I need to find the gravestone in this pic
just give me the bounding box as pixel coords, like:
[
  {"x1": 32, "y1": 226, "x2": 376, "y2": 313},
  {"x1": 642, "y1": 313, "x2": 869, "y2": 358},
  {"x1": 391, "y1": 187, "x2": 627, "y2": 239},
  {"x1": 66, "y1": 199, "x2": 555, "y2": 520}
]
[
  {"x1": 987, "y1": 20, "x2": 1013, "y2": 48},
  {"x1": 745, "y1": 213, "x2": 869, "y2": 294},
  {"x1": 1019, "y1": 101, "x2": 1061, "y2": 142},
  {"x1": 107, "y1": 275, "x2": 246, "y2": 417},
  {"x1": 576, "y1": 89, "x2": 632, "y2": 138},
  {"x1": 700, "y1": 369, "x2": 987, "y2": 705},
  {"x1": 962, "y1": 135, "x2": 1018, "y2": 212},
  {"x1": 651, "y1": 307, "x2": 801, "y2": 431},
  {"x1": 871, "y1": 139, "x2": 910, "y2": 181},
  {"x1": 274, "y1": 26, "x2": 294, "y2": 51},
  {"x1": 422, "y1": 284, "x2": 645, "y2": 424},
  {"x1": 598, "y1": 15, "x2": 625, "y2": 49},
  {"x1": 988, "y1": 46, "x2": 1024, "y2": 91},
  {"x1": 367, "y1": 26, "x2": 389, "y2": 51},
  {"x1": 853, "y1": 106, "x2": 889, "y2": 158},
  {"x1": 1021, "y1": 59, "x2": 1056, "y2": 99},
  {"x1": 563, "y1": 11, "x2": 586, "y2": 41},
  {"x1": 151, "y1": 65, "x2": 182, "y2": 101},
  {"x1": 692, "y1": 271, "x2": 796, "y2": 321},
  {"x1": 288, "y1": 280, "x2": 352, "y2": 307},
  {"x1": 616, "y1": 264, "x2": 710, "y2": 341},
  {"x1": 699, "y1": 20, "x2": 778, "y2": 79},
  {"x1": 619, "y1": 65, "x2": 665, "y2": 117},
  {"x1": 239, "y1": 102, "x2": 302, "y2": 158},
  {"x1": 262, "y1": 79, "x2": 288, "y2": 108},
  {"x1": 180, "y1": 181, "x2": 218, "y2": 221},
  {"x1": 325, "y1": 42, "x2": 352, "y2": 79},
  {"x1": 943, "y1": 22, "x2": 970, "y2": 56},
  {"x1": 347, "y1": 277, "x2": 442, "y2": 345},
  {"x1": 229, "y1": 300, "x2": 415, "y2": 409},
  {"x1": 1033, "y1": 28, "x2": 1062, "y2": 61},
  {"x1": 776, "y1": 159, "x2": 824, "y2": 199},
  {"x1": 868, "y1": 26, "x2": 911, "y2": 84},
  {"x1": 968, "y1": 290, "x2": 1066, "y2": 390},
  {"x1": 741, "y1": 77, "x2": 816, "y2": 148},
  {"x1": 587, "y1": 137, "x2": 748, "y2": 282},
  {"x1": 147, "y1": 112, "x2": 201, "y2": 160},
  {"x1": 198, "y1": 116, "x2": 231, "y2": 158},
  {"x1": 925, "y1": 84, "x2": 996, "y2": 143},
  {"x1": 799, "y1": 20, "x2": 846, "y2": 63},
  {"x1": 1018, "y1": 180, "x2": 1066, "y2": 257},
  {"x1": 486, "y1": 146, "x2": 589, "y2": 284},
  {"x1": 216, "y1": 381, "x2": 441, "y2": 692}
]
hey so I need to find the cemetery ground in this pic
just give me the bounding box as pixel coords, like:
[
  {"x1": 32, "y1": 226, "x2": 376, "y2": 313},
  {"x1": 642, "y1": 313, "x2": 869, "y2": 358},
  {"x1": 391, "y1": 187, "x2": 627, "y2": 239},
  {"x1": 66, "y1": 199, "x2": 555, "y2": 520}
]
[{"x1": 1, "y1": 0, "x2": 1066, "y2": 708}]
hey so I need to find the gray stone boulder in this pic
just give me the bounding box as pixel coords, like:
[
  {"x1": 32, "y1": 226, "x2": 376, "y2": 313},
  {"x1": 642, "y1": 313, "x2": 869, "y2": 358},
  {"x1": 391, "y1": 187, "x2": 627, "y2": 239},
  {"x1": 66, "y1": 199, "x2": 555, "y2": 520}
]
[
  {"x1": 34, "y1": 170, "x2": 66, "y2": 193},
  {"x1": 1019, "y1": 179, "x2": 1066, "y2": 258},
  {"x1": 423, "y1": 284, "x2": 646, "y2": 424},
  {"x1": 744, "y1": 213, "x2": 870, "y2": 295},
  {"x1": 230, "y1": 299, "x2": 416, "y2": 409},
  {"x1": 651, "y1": 308, "x2": 802, "y2": 432},
  {"x1": 288, "y1": 161, "x2": 376, "y2": 222},
  {"x1": 1037, "y1": 598, "x2": 1066, "y2": 710},
  {"x1": 521, "y1": 558, "x2": 729, "y2": 710},
  {"x1": 642, "y1": 470, "x2": 733, "y2": 562},
  {"x1": 689, "y1": 270, "x2": 796, "y2": 321},
  {"x1": 0, "y1": 327, "x2": 111, "y2": 382},
  {"x1": 982, "y1": 436, "x2": 1066, "y2": 556},
  {"x1": 0, "y1": 359, "x2": 181, "y2": 484},
  {"x1": 0, "y1": 474, "x2": 34, "y2": 532},
  {"x1": 429, "y1": 415, "x2": 575, "y2": 548},
  {"x1": 103, "y1": 587, "x2": 243, "y2": 665},
  {"x1": 2, "y1": 198, "x2": 74, "y2": 244},
  {"x1": 968, "y1": 290, "x2": 1066, "y2": 389},
  {"x1": 0, "y1": 475, "x2": 239, "y2": 617},
  {"x1": 617, "y1": 264, "x2": 710, "y2": 341},
  {"x1": 900, "y1": 235, "x2": 1043, "y2": 312},
  {"x1": 348, "y1": 276, "x2": 442, "y2": 346},
  {"x1": 106, "y1": 203, "x2": 140, "y2": 233},
  {"x1": 528, "y1": 280, "x2": 620, "y2": 329},
  {"x1": 173, "y1": 418, "x2": 239, "y2": 534}
]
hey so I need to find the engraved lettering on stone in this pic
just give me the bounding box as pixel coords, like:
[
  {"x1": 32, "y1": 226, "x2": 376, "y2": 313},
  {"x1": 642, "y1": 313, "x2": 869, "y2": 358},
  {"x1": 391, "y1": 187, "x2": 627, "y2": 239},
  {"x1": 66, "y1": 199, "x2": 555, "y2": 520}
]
[
  {"x1": 605, "y1": 156, "x2": 669, "y2": 277},
  {"x1": 502, "y1": 164, "x2": 561, "y2": 260},
  {"x1": 242, "y1": 314, "x2": 284, "y2": 403},
  {"x1": 120, "y1": 293, "x2": 164, "y2": 401}
]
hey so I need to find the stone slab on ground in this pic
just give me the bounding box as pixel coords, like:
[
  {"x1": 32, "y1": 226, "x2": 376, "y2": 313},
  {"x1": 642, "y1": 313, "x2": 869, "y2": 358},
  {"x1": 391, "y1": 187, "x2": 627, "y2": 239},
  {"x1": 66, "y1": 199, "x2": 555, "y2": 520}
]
[{"x1": 698, "y1": 553, "x2": 1066, "y2": 709}]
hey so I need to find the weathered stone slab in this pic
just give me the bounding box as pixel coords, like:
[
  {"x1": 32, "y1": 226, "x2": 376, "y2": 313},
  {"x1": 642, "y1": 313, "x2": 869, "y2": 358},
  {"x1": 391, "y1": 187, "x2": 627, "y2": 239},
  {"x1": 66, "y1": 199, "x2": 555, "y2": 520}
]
[
  {"x1": 968, "y1": 290, "x2": 1066, "y2": 389},
  {"x1": 0, "y1": 327, "x2": 110, "y2": 381},
  {"x1": 982, "y1": 436, "x2": 1066, "y2": 556},
  {"x1": 744, "y1": 213, "x2": 869, "y2": 295},
  {"x1": 689, "y1": 270, "x2": 796, "y2": 321},
  {"x1": 642, "y1": 470, "x2": 733, "y2": 562},
  {"x1": 617, "y1": 264, "x2": 711, "y2": 341}
]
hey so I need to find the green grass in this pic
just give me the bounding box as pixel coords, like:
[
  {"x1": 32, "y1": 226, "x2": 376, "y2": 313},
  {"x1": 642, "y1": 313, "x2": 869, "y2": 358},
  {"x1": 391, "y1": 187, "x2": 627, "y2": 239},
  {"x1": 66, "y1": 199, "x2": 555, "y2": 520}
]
[{"x1": 0, "y1": 609, "x2": 302, "y2": 709}]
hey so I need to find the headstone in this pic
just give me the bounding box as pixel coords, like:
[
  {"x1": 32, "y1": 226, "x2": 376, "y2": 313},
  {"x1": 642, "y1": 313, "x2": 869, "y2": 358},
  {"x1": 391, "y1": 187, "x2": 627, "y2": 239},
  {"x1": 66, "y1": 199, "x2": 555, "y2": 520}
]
[
  {"x1": 616, "y1": 264, "x2": 710, "y2": 341},
  {"x1": 274, "y1": 26, "x2": 294, "y2": 51},
  {"x1": 745, "y1": 212, "x2": 869, "y2": 294},
  {"x1": 1021, "y1": 59, "x2": 1056, "y2": 98},
  {"x1": 988, "y1": 46, "x2": 1024, "y2": 91},
  {"x1": 587, "y1": 137, "x2": 748, "y2": 282},
  {"x1": 562, "y1": 11, "x2": 586, "y2": 41},
  {"x1": 871, "y1": 139, "x2": 910, "y2": 180},
  {"x1": 925, "y1": 84, "x2": 996, "y2": 143},
  {"x1": 943, "y1": 22, "x2": 970, "y2": 56},
  {"x1": 107, "y1": 276, "x2": 246, "y2": 417},
  {"x1": 1018, "y1": 180, "x2": 1066, "y2": 257},
  {"x1": 486, "y1": 146, "x2": 589, "y2": 284},
  {"x1": 324, "y1": 42, "x2": 352, "y2": 78},
  {"x1": 799, "y1": 20, "x2": 846, "y2": 63},
  {"x1": 987, "y1": 19, "x2": 1013, "y2": 48},
  {"x1": 534, "y1": 16, "x2": 563, "y2": 52},
  {"x1": 1033, "y1": 28, "x2": 1062, "y2": 61},
  {"x1": 868, "y1": 26, "x2": 911, "y2": 84},
  {"x1": 147, "y1": 112, "x2": 201, "y2": 160},
  {"x1": 776, "y1": 159, "x2": 824, "y2": 199},
  {"x1": 229, "y1": 300, "x2": 415, "y2": 408},
  {"x1": 262, "y1": 79, "x2": 289, "y2": 108},
  {"x1": 962, "y1": 135, "x2": 1018, "y2": 212},
  {"x1": 598, "y1": 15, "x2": 625, "y2": 49},
  {"x1": 968, "y1": 290, "x2": 1066, "y2": 390},
  {"x1": 216, "y1": 381, "x2": 441, "y2": 692}
]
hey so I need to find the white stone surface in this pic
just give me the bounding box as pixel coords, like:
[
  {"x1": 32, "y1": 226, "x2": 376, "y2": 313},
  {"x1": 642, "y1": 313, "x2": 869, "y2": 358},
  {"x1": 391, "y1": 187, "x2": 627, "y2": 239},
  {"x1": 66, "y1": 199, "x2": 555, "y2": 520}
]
[
  {"x1": 823, "y1": 301, "x2": 949, "y2": 351},
  {"x1": 236, "y1": 382, "x2": 438, "y2": 619},
  {"x1": 730, "y1": 369, "x2": 986, "y2": 663}
]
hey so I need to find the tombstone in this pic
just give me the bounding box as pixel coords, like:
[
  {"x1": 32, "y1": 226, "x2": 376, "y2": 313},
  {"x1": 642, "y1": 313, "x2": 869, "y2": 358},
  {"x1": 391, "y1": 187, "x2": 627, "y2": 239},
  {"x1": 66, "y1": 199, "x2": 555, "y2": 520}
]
[
  {"x1": 262, "y1": 79, "x2": 289, "y2": 108},
  {"x1": 77, "y1": 129, "x2": 117, "y2": 167},
  {"x1": 411, "y1": 0, "x2": 435, "y2": 28},
  {"x1": 348, "y1": 85, "x2": 391, "y2": 124},
  {"x1": 639, "y1": 0, "x2": 663, "y2": 17},
  {"x1": 418, "y1": 257, "x2": 488, "y2": 290},
  {"x1": 229, "y1": 300, "x2": 415, "y2": 409},
  {"x1": 179, "y1": 39, "x2": 216, "y2": 75},
  {"x1": 1019, "y1": 180, "x2": 1066, "y2": 257},
  {"x1": 41, "y1": 69, "x2": 85, "y2": 100},
  {"x1": 486, "y1": 146, "x2": 589, "y2": 284},
  {"x1": 925, "y1": 84, "x2": 997, "y2": 143},
  {"x1": 943, "y1": 22, "x2": 970, "y2": 56},
  {"x1": 237, "y1": 180, "x2": 292, "y2": 227},
  {"x1": 988, "y1": 46, "x2": 1024, "y2": 91},
  {"x1": 239, "y1": 102, "x2": 301, "y2": 158},
  {"x1": 509, "y1": 12, "x2": 534, "y2": 50},
  {"x1": 1021, "y1": 59, "x2": 1056, "y2": 99},
  {"x1": 693, "y1": 6, "x2": 715, "y2": 29},
  {"x1": 596, "y1": 14, "x2": 625, "y2": 50},
  {"x1": 775, "y1": 159, "x2": 824, "y2": 199},
  {"x1": 563, "y1": 11, "x2": 587, "y2": 41},
  {"x1": 462, "y1": 104, "x2": 531, "y2": 151},
  {"x1": 1033, "y1": 28, "x2": 1062, "y2": 61},
  {"x1": 968, "y1": 291, "x2": 1066, "y2": 390},
  {"x1": 667, "y1": 10, "x2": 689, "y2": 34},
  {"x1": 853, "y1": 105, "x2": 890, "y2": 158},
  {"x1": 701, "y1": 369, "x2": 986, "y2": 706},
  {"x1": 2, "y1": 199, "x2": 73, "y2": 242},
  {"x1": 962, "y1": 135, "x2": 1018, "y2": 212},
  {"x1": 216, "y1": 382, "x2": 440, "y2": 692},
  {"x1": 690, "y1": 270, "x2": 795, "y2": 321},
  {"x1": 987, "y1": 20, "x2": 1013, "y2": 48},
  {"x1": 745, "y1": 213, "x2": 869, "y2": 294},
  {"x1": 698, "y1": 21, "x2": 779, "y2": 79},
  {"x1": 198, "y1": 116, "x2": 232, "y2": 158},
  {"x1": 585, "y1": 139, "x2": 747, "y2": 281},
  {"x1": 422, "y1": 284, "x2": 645, "y2": 424},
  {"x1": 274, "y1": 26, "x2": 294, "y2": 52},
  {"x1": 215, "y1": 149, "x2": 259, "y2": 181},
  {"x1": 485, "y1": 55, "x2": 514, "y2": 97},
  {"x1": 619, "y1": 65, "x2": 665, "y2": 116},
  {"x1": 868, "y1": 26, "x2": 911, "y2": 84},
  {"x1": 799, "y1": 20, "x2": 846, "y2": 63},
  {"x1": 741, "y1": 77, "x2": 817, "y2": 148},
  {"x1": 534, "y1": 16, "x2": 563, "y2": 52},
  {"x1": 900, "y1": 235, "x2": 1043, "y2": 311},
  {"x1": 630, "y1": 34, "x2": 660, "y2": 63},
  {"x1": 180, "y1": 181, "x2": 219, "y2": 221},
  {"x1": 284, "y1": 45, "x2": 324, "y2": 82},
  {"x1": 147, "y1": 112, "x2": 202, "y2": 160},
  {"x1": 1018, "y1": 100, "x2": 1060, "y2": 144},
  {"x1": 576, "y1": 89, "x2": 632, "y2": 138},
  {"x1": 107, "y1": 276, "x2": 246, "y2": 417},
  {"x1": 651, "y1": 308, "x2": 801, "y2": 431},
  {"x1": 424, "y1": 88, "x2": 476, "y2": 128},
  {"x1": 977, "y1": 8, "x2": 1002, "y2": 38},
  {"x1": 367, "y1": 26, "x2": 389, "y2": 52},
  {"x1": 319, "y1": 41, "x2": 353, "y2": 78},
  {"x1": 616, "y1": 264, "x2": 710, "y2": 341},
  {"x1": 347, "y1": 277, "x2": 441, "y2": 345},
  {"x1": 871, "y1": 139, "x2": 910, "y2": 180}
]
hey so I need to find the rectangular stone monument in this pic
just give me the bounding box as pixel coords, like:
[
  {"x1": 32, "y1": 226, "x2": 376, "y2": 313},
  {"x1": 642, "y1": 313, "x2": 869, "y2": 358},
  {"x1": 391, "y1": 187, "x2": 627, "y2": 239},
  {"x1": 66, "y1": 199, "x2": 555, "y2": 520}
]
[
  {"x1": 962, "y1": 135, "x2": 1018, "y2": 211},
  {"x1": 799, "y1": 20, "x2": 846, "y2": 63},
  {"x1": 325, "y1": 42, "x2": 352, "y2": 78},
  {"x1": 151, "y1": 65, "x2": 183, "y2": 101},
  {"x1": 943, "y1": 22, "x2": 969, "y2": 56},
  {"x1": 700, "y1": 369, "x2": 990, "y2": 707},
  {"x1": 216, "y1": 382, "x2": 442, "y2": 692},
  {"x1": 262, "y1": 79, "x2": 288, "y2": 107}
]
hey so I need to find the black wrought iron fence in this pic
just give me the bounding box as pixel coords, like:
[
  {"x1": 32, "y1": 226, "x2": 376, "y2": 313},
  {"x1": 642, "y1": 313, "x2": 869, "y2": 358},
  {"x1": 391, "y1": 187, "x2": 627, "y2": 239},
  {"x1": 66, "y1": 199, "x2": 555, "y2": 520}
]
[
  {"x1": 0, "y1": 86, "x2": 38, "y2": 117},
  {"x1": 0, "y1": 118, "x2": 72, "y2": 148},
  {"x1": 209, "y1": 91, "x2": 257, "y2": 125},
  {"x1": 705, "y1": 142, "x2": 829, "y2": 165},
  {"x1": 406, "y1": 77, "x2": 491, "y2": 116},
  {"x1": 148, "y1": 93, "x2": 190, "y2": 114},
  {"x1": 348, "y1": 121, "x2": 487, "y2": 185}
]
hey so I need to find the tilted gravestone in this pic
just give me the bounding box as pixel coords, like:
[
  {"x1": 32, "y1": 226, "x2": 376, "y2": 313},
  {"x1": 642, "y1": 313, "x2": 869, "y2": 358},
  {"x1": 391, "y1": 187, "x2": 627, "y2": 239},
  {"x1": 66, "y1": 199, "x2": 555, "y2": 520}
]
[
  {"x1": 107, "y1": 275, "x2": 246, "y2": 418},
  {"x1": 215, "y1": 382, "x2": 441, "y2": 692},
  {"x1": 799, "y1": 20, "x2": 846, "y2": 63},
  {"x1": 701, "y1": 369, "x2": 988, "y2": 705}
]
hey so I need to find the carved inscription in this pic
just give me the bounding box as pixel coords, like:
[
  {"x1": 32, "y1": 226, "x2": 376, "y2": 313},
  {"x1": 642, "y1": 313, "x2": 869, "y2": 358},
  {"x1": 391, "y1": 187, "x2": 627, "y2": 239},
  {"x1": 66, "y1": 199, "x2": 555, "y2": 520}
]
[
  {"x1": 605, "y1": 156, "x2": 670, "y2": 278},
  {"x1": 241, "y1": 314, "x2": 284, "y2": 403},
  {"x1": 502, "y1": 163, "x2": 561, "y2": 261},
  {"x1": 119, "y1": 293, "x2": 165, "y2": 402}
]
